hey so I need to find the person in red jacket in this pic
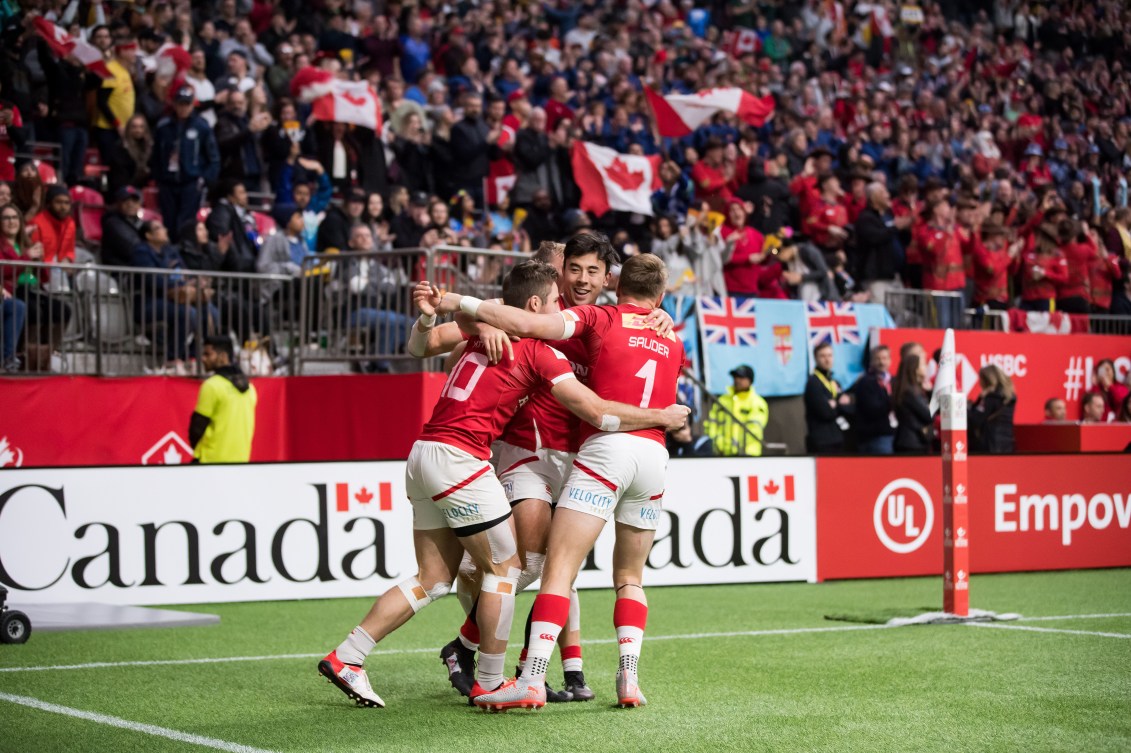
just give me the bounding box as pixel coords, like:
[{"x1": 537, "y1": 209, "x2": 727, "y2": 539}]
[
  {"x1": 720, "y1": 200, "x2": 767, "y2": 296},
  {"x1": 29, "y1": 186, "x2": 77, "y2": 265},
  {"x1": 918, "y1": 198, "x2": 965, "y2": 293},
  {"x1": 803, "y1": 173, "x2": 849, "y2": 253},
  {"x1": 1018, "y1": 220, "x2": 1069, "y2": 312},
  {"x1": 1057, "y1": 220, "x2": 1099, "y2": 314},
  {"x1": 1088, "y1": 244, "x2": 1123, "y2": 313},
  {"x1": 691, "y1": 137, "x2": 735, "y2": 211},
  {"x1": 970, "y1": 220, "x2": 1022, "y2": 310}
]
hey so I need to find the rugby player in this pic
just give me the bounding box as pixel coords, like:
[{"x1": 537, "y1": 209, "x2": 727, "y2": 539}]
[
  {"x1": 433, "y1": 250, "x2": 685, "y2": 711},
  {"x1": 317, "y1": 260, "x2": 688, "y2": 708}
]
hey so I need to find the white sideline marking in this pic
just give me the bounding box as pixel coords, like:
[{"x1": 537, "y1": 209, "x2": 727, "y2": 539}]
[
  {"x1": 0, "y1": 612, "x2": 1126, "y2": 675},
  {"x1": 0, "y1": 691, "x2": 278, "y2": 753},
  {"x1": 967, "y1": 623, "x2": 1131, "y2": 640}
]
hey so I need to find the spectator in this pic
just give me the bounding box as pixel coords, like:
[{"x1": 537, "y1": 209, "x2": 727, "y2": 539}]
[
  {"x1": 131, "y1": 219, "x2": 216, "y2": 374},
  {"x1": 968, "y1": 365, "x2": 1017, "y2": 454},
  {"x1": 258, "y1": 204, "x2": 308, "y2": 277},
  {"x1": 389, "y1": 111, "x2": 435, "y2": 197},
  {"x1": 214, "y1": 89, "x2": 270, "y2": 190},
  {"x1": 1119, "y1": 394, "x2": 1131, "y2": 424},
  {"x1": 805, "y1": 342, "x2": 853, "y2": 454},
  {"x1": 1018, "y1": 213, "x2": 1070, "y2": 312},
  {"x1": 288, "y1": 169, "x2": 333, "y2": 251},
  {"x1": 0, "y1": 205, "x2": 28, "y2": 372},
  {"x1": 341, "y1": 224, "x2": 412, "y2": 373},
  {"x1": 1081, "y1": 392, "x2": 1108, "y2": 424},
  {"x1": 319, "y1": 188, "x2": 368, "y2": 253},
  {"x1": 916, "y1": 198, "x2": 965, "y2": 299},
  {"x1": 184, "y1": 49, "x2": 218, "y2": 126},
  {"x1": 852, "y1": 345, "x2": 896, "y2": 455},
  {"x1": 178, "y1": 220, "x2": 227, "y2": 272},
  {"x1": 720, "y1": 200, "x2": 767, "y2": 296},
  {"x1": 802, "y1": 173, "x2": 849, "y2": 257},
  {"x1": 855, "y1": 182, "x2": 904, "y2": 305},
  {"x1": 205, "y1": 179, "x2": 258, "y2": 273},
  {"x1": 100, "y1": 186, "x2": 145, "y2": 268},
  {"x1": 152, "y1": 85, "x2": 220, "y2": 232},
  {"x1": 444, "y1": 92, "x2": 496, "y2": 206},
  {"x1": 510, "y1": 107, "x2": 554, "y2": 209},
  {"x1": 0, "y1": 83, "x2": 27, "y2": 184},
  {"x1": 92, "y1": 38, "x2": 139, "y2": 164},
  {"x1": 361, "y1": 194, "x2": 395, "y2": 253},
  {"x1": 692, "y1": 138, "x2": 735, "y2": 211},
  {"x1": 893, "y1": 354, "x2": 932, "y2": 454},
  {"x1": 189, "y1": 335, "x2": 258, "y2": 464},
  {"x1": 106, "y1": 115, "x2": 153, "y2": 198},
  {"x1": 1087, "y1": 359, "x2": 1129, "y2": 422},
  {"x1": 38, "y1": 48, "x2": 87, "y2": 186},
  {"x1": 1044, "y1": 398, "x2": 1068, "y2": 422},
  {"x1": 12, "y1": 161, "x2": 43, "y2": 221},
  {"x1": 30, "y1": 186, "x2": 77, "y2": 265},
  {"x1": 969, "y1": 221, "x2": 1023, "y2": 311},
  {"x1": 705, "y1": 364, "x2": 768, "y2": 457}
]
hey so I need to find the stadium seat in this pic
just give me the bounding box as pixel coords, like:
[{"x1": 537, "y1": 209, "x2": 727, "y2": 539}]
[
  {"x1": 71, "y1": 185, "x2": 105, "y2": 245},
  {"x1": 36, "y1": 160, "x2": 58, "y2": 185},
  {"x1": 74, "y1": 269, "x2": 134, "y2": 347}
]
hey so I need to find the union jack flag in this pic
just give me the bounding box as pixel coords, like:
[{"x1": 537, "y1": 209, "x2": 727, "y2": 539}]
[
  {"x1": 699, "y1": 296, "x2": 758, "y2": 347},
  {"x1": 806, "y1": 301, "x2": 860, "y2": 346}
]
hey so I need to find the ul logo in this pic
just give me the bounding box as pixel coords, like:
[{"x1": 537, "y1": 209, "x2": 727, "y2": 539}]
[{"x1": 872, "y1": 478, "x2": 934, "y2": 554}]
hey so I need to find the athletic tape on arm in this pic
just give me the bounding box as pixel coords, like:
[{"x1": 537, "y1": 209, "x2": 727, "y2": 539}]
[{"x1": 600, "y1": 414, "x2": 621, "y2": 432}]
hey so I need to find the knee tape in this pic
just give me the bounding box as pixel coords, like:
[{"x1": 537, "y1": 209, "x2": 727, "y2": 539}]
[
  {"x1": 516, "y1": 551, "x2": 545, "y2": 593},
  {"x1": 481, "y1": 570, "x2": 520, "y2": 641},
  {"x1": 568, "y1": 586, "x2": 581, "y2": 631},
  {"x1": 486, "y1": 521, "x2": 518, "y2": 564},
  {"x1": 398, "y1": 577, "x2": 452, "y2": 613}
]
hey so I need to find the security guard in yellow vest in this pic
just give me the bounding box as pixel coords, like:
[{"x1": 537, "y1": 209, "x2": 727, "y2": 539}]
[
  {"x1": 190, "y1": 336, "x2": 257, "y2": 463},
  {"x1": 706, "y1": 364, "x2": 769, "y2": 456}
]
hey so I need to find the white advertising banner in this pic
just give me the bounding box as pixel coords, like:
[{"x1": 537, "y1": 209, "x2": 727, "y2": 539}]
[{"x1": 0, "y1": 458, "x2": 817, "y2": 606}]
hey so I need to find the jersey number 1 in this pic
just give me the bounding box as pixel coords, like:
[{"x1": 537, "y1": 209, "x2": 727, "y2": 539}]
[
  {"x1": 442, "y1": 352, "x2": 489, "y2": 402},
  {"x1": 635, "y1": 359, "x2": 657, "y2": 408}
]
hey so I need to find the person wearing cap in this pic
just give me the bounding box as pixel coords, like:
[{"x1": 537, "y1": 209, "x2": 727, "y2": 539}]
[
  {"x1": 93, "y1": 37, "x2": 139, "y2": 164},
  {"x1": 705, "y1": 364, "x2": 768, "y2": 457},
  {"x1": 152, "y1": 84, "x2": 220, "y2": 231},
  {"x1": 100, "y1": 186, "x2": 145, "y2": 268},
  {"x1": 1057, "y1": 219, "x2": 1103, "y2": 314},
  {"x1": 185, "y1": 48, "x2": 219, "y2": 127},
  {"x1": 318, "y1": 188, "x2": 369, "y2": 253},
  {"x1": 1020, "y1": 143, "x2": 1052, "y2": 187},
  {"x1": 915, "y1": 198, "x2": 966, "y2": 326},
  {"x1": 1017, "y1": 212, "x2": 1069, "y2": 312},
  {"x1": 802, "y1": 173, "x2": 849, "y2": 254},
  {"x1": 257, "y1": 204, "x2": 309, "y2": 278},
  {"x1": 969, "y1": 220, "x2": 1023, "y2": 310}
]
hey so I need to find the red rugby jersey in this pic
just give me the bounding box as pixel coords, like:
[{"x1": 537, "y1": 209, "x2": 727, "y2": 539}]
[
  {"x1": 500, "y1": 336, "x2": 588, "y2": 454},
  {"x1": 563, "y1": 303, "x2": 684, "y2": 447},
  {"x1": 419, "y1": 337, "x2": 575, "y2": 460}
]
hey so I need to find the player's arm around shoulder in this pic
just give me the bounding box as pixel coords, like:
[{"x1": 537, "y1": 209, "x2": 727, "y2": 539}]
[
  {"x1": 550, "y1": 377, "x2": 690, "y2": 433},
  {"x1": 436, "y1": 289, "x2": 569, "y2": 340}
]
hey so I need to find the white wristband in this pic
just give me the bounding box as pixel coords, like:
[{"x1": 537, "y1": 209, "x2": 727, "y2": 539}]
[
  {"x1": 418, "y1": 313, "x2": 436, "y2": 329},
  {"x1": 599, "y1": 414, "x2": 621, "y2": 432},
  {"x1": 460, "y1": 296, "x2": 484, "y2": 318}
]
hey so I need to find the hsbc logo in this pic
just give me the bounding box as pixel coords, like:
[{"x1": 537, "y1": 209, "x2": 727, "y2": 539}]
[{"x1": 873, "y1": 478, "x2": 934, "y2": 554}]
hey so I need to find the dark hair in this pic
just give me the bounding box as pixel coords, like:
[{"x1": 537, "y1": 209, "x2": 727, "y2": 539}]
[
  {"x1": 618, "y1": 253, "x2": 668, "y2": 301},
  {"x1": 1044, "y1": 396, "x2": 1064, "y2": 413},
  {"x1": 1082, "y1": 392, "x2": 1105, "y2": 410},
  {"x1": 502, "y1": 260, "x2": 559, "y2": 309},
  {"x1": 563, "y1": 231, "x2": 618, "y2": 275},
  {"x1": 813, "y1": 341, "x2": 833, "y2": 358},
  {"x1": 892, "y1": 354, "x2": 923, "y2": 406},
  {"x1": 899, "y1": 341, "x2": 922, "y2": 360},
  {"x1": 140, "y1": 219, "x2": 162, "y2": 239},
  {"x1": 204, "y1": 335, "x2": 234, "y2": 361}
]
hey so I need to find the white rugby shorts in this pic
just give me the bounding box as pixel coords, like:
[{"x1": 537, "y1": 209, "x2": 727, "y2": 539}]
[
  {"x1": 556, "y1": 433, "x2": 668, "y2": 530},
  {"x1": 495, "y1": 441, "x2": 574, "y2": 505},
  {"x1": 405, "y1": 441, "x2": 511, "y2": 532}
]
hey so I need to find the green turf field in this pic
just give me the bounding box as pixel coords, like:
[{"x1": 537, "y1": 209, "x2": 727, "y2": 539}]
[{"x1": 1, "y1": 569, "x2": 1129, "y2": 753}]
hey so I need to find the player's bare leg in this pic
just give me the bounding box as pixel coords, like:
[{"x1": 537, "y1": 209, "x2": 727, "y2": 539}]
[
  {"x1": 610, "y1": 521, "x2": 656, "y2": 708},
  {"x1": 320, "y1": 528, "x2": 465, "y2": 708},
  {"x1": 473, "y1": 508, "x2": 606, "y2": 710}
]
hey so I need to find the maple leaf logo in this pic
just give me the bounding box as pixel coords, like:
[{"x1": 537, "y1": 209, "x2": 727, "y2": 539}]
[
  {"x1": 342, "y1": 92, "x2": 369, "y2": 107},
  {"x1": 355, "y1": 487, "x2": 374, "y2": 505},
  {"x1": 163, "y1": 445, "x2": 184, "y2": 465},
  {"x1": 764, "y1": 479, "x2": 780, "y2": 496},
  {"x1": 0, "y1": 437, "x2": 22, "y2": 468},
  {"x1": 604, "y1": 157, "x2": 645, "y2": 191}
]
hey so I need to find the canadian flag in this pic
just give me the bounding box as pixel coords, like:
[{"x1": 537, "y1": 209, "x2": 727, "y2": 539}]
[
  {"x1": 335, "y1": 482, "x2": 393, "y2": 512},
  {"x1": 571, "y1": 141, "x2": 661, "y2": 217},
  {"x1": 722, "y1": 27, "x2": 761, "y2": 58},
  {"x1": 485, "y1": 174, "x2": 516, "y2": 208},
  {"x1": 747, "y1": 475, "x2": 796, "y2": 503},
  {"x1": 1006, "y1": 309, "x2": 1089, "y2": 335},
  {"x1": 291, "y1": 67, "x2": 383, "y2": 132},
  {"x1": 644, "y1": 87, "x2": 775, "y2": 138},
  {"x1": 33, "y1": 18, "x2": 112, "y2": 79}
]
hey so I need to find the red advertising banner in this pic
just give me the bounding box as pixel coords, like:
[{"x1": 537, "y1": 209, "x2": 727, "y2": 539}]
[
  {"x1": 875, "y1": 329, "x2": 1131, "y2": 422},
  {"x1": 0, "y1": 373, "x2": 446, "y2": 468},
  {"x1": 816, "y1": 455, "x2": 1131, "y2": 581}
]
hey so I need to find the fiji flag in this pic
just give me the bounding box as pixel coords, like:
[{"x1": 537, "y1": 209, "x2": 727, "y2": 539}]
[
  {"x1": 805, "y1": 301, "x2": 895, "y2": 387},
  {"x1": 661, "y1": 295, "x2": 700, "y2": 410},
  {"x1": 698, "y1": 297, "x2": 808, "y2": 396}
]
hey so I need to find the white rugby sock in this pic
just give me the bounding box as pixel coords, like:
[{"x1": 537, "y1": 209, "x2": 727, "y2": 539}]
[
  {"x1": 477, "y1": 651, "x2": 506, "y2": 691},
  {"x1": 335, "y1": 626, "x2": 375, "y2": 666}
]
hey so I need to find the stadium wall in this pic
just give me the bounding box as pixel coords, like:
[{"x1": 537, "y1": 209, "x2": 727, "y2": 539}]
[{"x1": 1, "y1": 456, "x2": 1127, "y2": 606}]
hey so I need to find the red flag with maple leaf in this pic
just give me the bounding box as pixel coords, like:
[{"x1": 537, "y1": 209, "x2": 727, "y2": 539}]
[{"x1": 570, "y1": 141, "x2": 661, "y2": 217}]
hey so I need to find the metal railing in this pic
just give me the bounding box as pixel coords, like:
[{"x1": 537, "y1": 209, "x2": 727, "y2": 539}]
[
  {"x1": 1087, "y1": 314, "x2": 1131, "y2": 336},
  {"x1": 885, "y1": 289, "x2": 966, "y2": 330},
  {"x1": 0, "y1": 260, "x2": 295, "y2": 376},
  {"x1": 294, "y1": 245, "x2": 530, "y2": 373}
]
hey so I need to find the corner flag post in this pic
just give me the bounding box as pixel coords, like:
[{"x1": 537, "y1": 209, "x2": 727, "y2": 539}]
[{"x1": 932, "y1": 329, "x2": 969, "y2": 616}]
